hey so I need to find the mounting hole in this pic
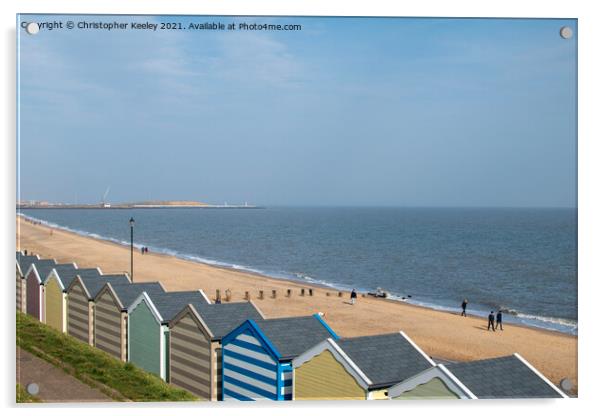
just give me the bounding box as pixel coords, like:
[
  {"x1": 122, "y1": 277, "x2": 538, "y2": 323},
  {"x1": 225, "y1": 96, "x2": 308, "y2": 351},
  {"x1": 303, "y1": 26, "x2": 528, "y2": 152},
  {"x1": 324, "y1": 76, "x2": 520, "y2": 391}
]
[
  {"x1": 560, "y1": 378, "x2": 573, "y2": 393},
  {"x1": 25, "y1": 22, "x2": 40, "y2": 35},
  {"x1": 26, "y1": 383, "x2": 39, "y2": 395},
  {"x1": 559, "y1": 26, "x2": 573, "y2": 39}
]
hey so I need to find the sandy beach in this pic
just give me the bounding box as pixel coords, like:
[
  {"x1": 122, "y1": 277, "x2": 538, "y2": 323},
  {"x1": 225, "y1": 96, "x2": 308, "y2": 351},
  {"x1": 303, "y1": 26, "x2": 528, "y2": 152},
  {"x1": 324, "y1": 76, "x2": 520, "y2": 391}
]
[{"x1": 16, "y1": 216, "x2": 577, "y2": 392}]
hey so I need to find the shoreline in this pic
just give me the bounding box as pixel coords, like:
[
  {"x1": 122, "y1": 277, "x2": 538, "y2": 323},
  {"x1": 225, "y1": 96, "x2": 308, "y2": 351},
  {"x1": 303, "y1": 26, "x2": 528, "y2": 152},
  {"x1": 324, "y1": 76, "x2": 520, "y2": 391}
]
[
  {"x1": 17, "y1": 212, "x2": 576, "y2": 337},
  {"x1": 16, "y1": 215, "x2": 577, "y2": 391}
]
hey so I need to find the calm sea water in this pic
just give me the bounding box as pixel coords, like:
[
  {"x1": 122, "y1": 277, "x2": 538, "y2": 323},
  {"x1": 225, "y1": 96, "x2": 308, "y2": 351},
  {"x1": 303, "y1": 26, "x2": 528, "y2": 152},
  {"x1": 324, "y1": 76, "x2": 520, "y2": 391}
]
[{"x1": 19, "y1": 207, "x2": 577, "y2": 334}]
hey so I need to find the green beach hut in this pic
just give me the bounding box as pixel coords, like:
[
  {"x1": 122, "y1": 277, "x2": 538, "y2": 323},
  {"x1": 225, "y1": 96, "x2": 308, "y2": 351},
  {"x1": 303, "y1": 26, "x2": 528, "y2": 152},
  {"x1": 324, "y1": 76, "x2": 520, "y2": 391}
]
[
  {"x1": 127, "y1": 289, "x2": 211, "y2": 381},
  {"x1": 386, "y1": 353, "x2": 568, "y2": 399}
]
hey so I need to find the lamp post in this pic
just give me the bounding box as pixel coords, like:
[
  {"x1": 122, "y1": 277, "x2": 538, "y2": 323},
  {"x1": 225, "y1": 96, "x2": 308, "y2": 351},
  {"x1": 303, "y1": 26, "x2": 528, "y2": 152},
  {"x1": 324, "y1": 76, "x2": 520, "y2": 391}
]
[{"x1": 129, "y1": 217, "x2": 135, "y2": 281}]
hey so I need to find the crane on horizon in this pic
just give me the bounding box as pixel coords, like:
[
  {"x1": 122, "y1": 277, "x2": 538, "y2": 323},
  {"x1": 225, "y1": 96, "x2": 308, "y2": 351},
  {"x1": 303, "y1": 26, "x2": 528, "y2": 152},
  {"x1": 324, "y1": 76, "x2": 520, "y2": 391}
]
[{"x1": 101, "y1": 186, "x2": 111, "y2": 207}]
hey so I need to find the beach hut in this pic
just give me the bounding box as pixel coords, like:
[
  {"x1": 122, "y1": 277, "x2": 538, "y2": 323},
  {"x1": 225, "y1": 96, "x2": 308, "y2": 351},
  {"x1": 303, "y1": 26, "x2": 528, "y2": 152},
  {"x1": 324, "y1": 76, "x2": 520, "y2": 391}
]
[
  {"x1": 16, "y1": 252, "x2": 40, "y2": 312},
  {"x1": 292, "y1": 331, "x2": 435, "y2": 400},
  {"x1": 93, "y1": 281, "x2": 166, "y2": 361},
  {"x1": 127, "y1": 290, "x2": 211, "y2": 380},
  {"x1": 386, "y1": 353, "x2": 568, "y2": 399},
  {"x1": 66, "y1": 274, "x2": 131, "y2": 345},
  {"x1": 221, "y1": 314, "x2": 339, "y2": 401},
  {"x1": 40, "y1": 263, "x2": 79, "y2": 323},
  {"x1": 168, "y1": 300, "x2": 265, "y2": 400},
  {"x1": 44, "y1": 267, "x2": 102, "y2": 332},
  {"x1": 24, "y1": 258, "x2": 62, "y2": 321}
]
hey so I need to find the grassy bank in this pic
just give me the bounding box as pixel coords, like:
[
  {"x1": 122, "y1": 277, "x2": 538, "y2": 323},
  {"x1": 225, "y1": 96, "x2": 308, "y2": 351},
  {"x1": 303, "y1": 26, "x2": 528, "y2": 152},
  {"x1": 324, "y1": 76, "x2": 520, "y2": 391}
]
[{"x1": 16, "y1": 312, "x2": 198, "y2": 402}]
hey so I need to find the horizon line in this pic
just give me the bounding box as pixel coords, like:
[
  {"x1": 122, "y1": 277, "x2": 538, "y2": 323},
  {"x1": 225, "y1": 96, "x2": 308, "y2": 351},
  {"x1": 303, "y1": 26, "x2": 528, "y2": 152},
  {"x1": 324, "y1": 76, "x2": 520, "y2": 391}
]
[{"x1": 16, "y1": 203, "x2": 577, "y2": 210}]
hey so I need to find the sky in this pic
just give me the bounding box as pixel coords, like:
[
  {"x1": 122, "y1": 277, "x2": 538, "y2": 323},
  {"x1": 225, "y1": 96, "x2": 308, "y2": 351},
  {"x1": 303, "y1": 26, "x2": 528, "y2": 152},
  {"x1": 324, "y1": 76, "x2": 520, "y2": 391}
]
[{"x1": 17, "y1": 15, "x2": 577, "y2": 207}]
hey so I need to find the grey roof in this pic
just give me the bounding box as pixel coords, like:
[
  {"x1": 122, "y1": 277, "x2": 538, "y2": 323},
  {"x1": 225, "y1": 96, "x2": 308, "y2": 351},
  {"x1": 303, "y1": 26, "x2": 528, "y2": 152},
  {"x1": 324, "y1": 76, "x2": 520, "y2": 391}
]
[
  {"x1": 254, "y1": 316, "x2": 333, "y2": 360},
  {"x1": 445, "y1": 355, "x2": 563, "y2": 399},
  {"x1": 189, "y1": 301, "x2": 264, "y2": 341},
  {"x1": 28, "y1": 260, "x2": 61, "y2": 283},
  {"x1": 45, "y1": 264, "x2": 78, "y2": 284},
  {"x1": 53, "y1": 267, "x2": 102, "y2": 290},
  {"x1": 109, "y1": 282, "x2": 165, "y2": 310},
  {"x1": 148, "y1": 291, "x2": 206, "y2": 323},
  {"x1": 78, "y1": 274, "x2": 130, "y2": 299},
  {"x1": 16, "y1": 254, "x2": 42, "y2": 276},
  {"x1": 336, "y1": 333, "x2": 434, "y2": 389}
]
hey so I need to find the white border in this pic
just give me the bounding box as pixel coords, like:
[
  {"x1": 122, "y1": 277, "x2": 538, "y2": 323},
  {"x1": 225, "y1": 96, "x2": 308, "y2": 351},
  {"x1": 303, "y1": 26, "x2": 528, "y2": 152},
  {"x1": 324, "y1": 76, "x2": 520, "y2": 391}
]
[{"x1": 5, "y1": 1, "x2": 600, "y2": 414}]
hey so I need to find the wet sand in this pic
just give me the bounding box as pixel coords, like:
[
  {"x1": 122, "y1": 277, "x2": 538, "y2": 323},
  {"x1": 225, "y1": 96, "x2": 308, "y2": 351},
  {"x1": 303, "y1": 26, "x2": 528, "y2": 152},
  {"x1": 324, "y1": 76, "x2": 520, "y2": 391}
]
[{"x1": 16, "y1": 216, "x2": 577, "y2": 392}]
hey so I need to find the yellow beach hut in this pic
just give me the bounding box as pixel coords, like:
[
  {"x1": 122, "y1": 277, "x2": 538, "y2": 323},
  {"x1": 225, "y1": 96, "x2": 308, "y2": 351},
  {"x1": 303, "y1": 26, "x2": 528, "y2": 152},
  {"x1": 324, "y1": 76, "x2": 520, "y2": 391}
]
[
  {"x1": 39, "y1": 263, "x2": 78, "y2": 324},
  {"x1": 44, "y1": 267, "x2": 102, "y2": 332},
  {"x1": 292, "y1": 331, "x2": 435, "y2": 400},
  {"x1": 24, "y1": 258, "x2": 59, "y2": 321}
]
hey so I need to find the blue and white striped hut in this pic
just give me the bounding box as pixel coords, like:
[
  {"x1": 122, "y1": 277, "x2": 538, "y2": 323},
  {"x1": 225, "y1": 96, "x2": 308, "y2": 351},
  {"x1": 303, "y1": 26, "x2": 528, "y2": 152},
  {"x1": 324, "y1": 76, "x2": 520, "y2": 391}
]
[
  {"x1": 221, "y1": 314, "x2": 338, "y2": 401},
  {"x1": 168, "y1": 299, "x2": 265, "y2": 401}
]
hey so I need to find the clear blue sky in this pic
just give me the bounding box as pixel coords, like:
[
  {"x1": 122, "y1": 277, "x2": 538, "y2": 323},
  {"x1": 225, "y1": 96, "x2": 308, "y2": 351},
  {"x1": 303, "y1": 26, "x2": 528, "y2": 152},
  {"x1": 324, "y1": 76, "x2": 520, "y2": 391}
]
[{"x1": 17, "y1": 15, "x2": 577, "y2": 207}]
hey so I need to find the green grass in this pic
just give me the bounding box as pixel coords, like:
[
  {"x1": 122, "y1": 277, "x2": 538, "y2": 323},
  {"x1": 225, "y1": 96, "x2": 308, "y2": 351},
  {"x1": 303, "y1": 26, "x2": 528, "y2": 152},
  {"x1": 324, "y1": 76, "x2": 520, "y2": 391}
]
[
  {"x1": 16, "y1": 384, "x2": 42, "y2": 403},
  {"x1": 17, "y1": 312, "x2": 198, "y2": 402}
]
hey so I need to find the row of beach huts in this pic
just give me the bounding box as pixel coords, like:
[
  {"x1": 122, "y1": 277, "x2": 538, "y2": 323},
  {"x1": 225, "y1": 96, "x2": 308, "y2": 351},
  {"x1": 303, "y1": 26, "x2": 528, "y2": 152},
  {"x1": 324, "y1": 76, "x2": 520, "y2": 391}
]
[{"x1": 16, "y1": 251, "x2": 568, "y2": 400}]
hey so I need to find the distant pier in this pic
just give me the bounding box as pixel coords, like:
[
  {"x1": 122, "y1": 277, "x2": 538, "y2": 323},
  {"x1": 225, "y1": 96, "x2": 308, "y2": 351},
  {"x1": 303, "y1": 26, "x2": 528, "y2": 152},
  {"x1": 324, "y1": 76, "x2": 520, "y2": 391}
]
[{"x1": 17, "y1": 201, "x2": 264, "y2": 210}]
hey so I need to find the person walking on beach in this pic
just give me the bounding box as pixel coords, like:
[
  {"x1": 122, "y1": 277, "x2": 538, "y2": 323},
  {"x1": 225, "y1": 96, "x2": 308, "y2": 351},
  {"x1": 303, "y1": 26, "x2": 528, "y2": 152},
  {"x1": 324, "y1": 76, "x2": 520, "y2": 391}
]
[
  {"x1": 461, "y1": 299, "x2": 468, "y2": 317},
  {"x1": 488, "y1": 311, "x2": 496, "y2": 331},
  {"x1": 350, "y1": 289, "x2": 357, "y2": 305},
  {"x1": 496, "y1": 310, "x2": 503, "y2": 331}
]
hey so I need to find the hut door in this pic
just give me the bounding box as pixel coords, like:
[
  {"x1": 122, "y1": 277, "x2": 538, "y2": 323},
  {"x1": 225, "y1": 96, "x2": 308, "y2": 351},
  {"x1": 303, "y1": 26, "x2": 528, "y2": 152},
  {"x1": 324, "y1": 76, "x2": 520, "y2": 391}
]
[
  {"x1": 215, "y1": 348, "x2": 222, "y2": 400},
  {"x1": 164, "y1": 331, "x2": 170, "y2": 382}
]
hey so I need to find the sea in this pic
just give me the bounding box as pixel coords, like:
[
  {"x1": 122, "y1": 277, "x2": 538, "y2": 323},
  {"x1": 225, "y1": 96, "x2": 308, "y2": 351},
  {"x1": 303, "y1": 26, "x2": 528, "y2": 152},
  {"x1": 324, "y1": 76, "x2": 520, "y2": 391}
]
[{"x1": 18, "y1": 207, "x2": 577, "y2": 335}]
